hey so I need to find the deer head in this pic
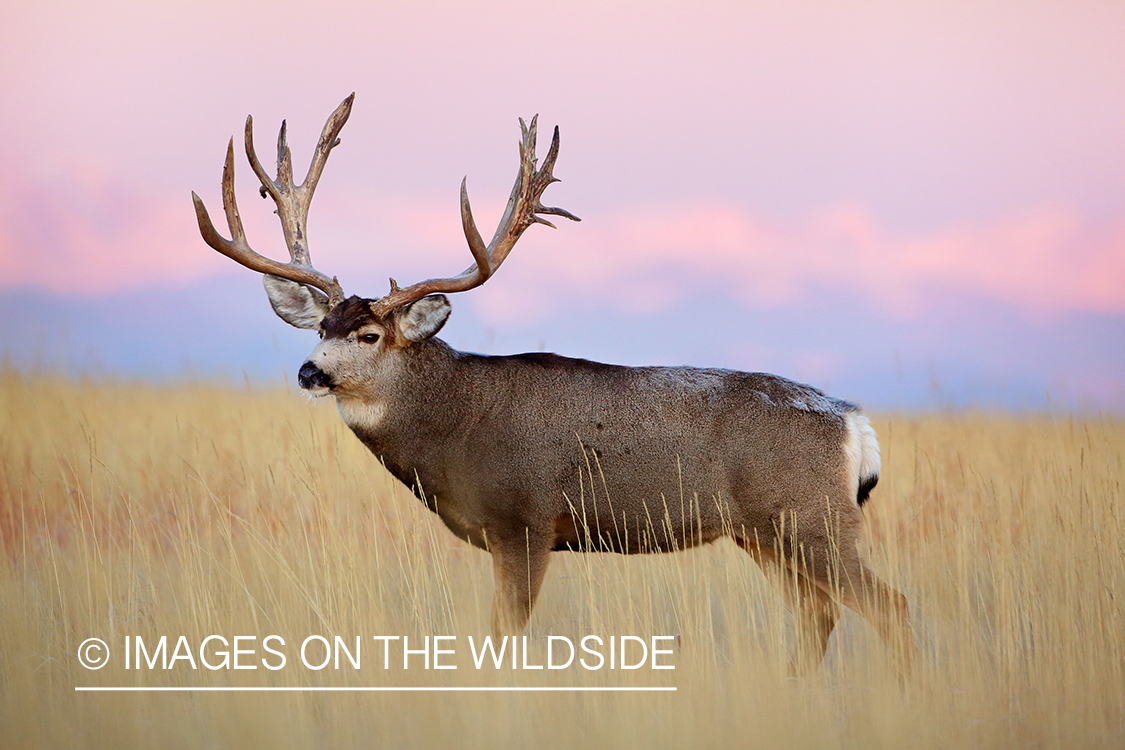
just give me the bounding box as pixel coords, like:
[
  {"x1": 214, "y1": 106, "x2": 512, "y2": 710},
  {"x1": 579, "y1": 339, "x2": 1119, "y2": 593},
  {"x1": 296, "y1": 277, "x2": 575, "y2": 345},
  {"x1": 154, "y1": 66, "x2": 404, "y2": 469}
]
[{"x1": 192, "y1": 94, "x2": 579, "y2": 396}]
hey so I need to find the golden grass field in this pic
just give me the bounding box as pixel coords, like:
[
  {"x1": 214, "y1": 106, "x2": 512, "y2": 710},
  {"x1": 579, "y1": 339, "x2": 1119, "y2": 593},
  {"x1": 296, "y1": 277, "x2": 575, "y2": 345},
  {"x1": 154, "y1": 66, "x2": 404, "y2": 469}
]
[{"x1": 1, "y1": 367, "x2": 1122, "y2": 748}]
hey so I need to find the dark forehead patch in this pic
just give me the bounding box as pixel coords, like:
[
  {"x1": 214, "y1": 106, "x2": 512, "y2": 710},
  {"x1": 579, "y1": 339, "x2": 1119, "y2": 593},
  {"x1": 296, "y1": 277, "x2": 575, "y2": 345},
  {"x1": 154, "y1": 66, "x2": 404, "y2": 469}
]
[{"x1": 321, "y1": 296, "x2": 378, "y2": 338}]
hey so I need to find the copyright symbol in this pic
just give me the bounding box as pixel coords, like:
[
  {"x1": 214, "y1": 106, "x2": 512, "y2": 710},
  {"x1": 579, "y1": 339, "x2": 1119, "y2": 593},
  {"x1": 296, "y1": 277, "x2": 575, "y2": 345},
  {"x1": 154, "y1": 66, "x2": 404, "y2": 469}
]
[{"x1": 78, "y1": 638, "x2": 109, "y2": 670}]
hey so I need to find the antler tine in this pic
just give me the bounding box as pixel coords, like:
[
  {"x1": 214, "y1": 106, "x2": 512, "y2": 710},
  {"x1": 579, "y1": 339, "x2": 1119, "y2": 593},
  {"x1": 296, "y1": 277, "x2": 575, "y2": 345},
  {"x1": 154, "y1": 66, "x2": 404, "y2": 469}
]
[
  {"x1": 276, "y1": 119, "x2": 294, "y2": 190},
  {"x1": 369, "y1": 115, "x2": 580, "y2": 317},
  {"x1": 459, "y1": 176, "x2": 492, "y2": 276},
  {"x1": 220, "y1": 138, "x2": 247, "y2": 245},
  {"x1": 305, "y1": 94, "x2": 354, "y2": 196},
  {"x1": 193, "y1": 96, "x2": 354, "y2": 306},
  {"x1": 244, "y1": 114, "x2": 279, "y2": 203},
  {"x1": 529, "y1": 126, "x2": 581, "y2": 227}
]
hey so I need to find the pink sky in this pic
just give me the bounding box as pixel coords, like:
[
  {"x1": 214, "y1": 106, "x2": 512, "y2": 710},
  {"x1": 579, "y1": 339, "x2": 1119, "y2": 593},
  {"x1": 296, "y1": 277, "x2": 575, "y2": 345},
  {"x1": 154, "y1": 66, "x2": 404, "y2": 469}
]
[{"x1": 1, "y1": 0, "x2": 1123, "y2": 407}]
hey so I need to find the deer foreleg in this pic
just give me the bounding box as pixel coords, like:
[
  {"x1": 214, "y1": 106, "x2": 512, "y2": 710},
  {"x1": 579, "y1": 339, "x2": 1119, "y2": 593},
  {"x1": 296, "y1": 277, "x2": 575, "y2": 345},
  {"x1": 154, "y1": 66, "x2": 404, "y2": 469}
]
[{"x1": 489, "y1": 530, "x2": 553, "y2": 638}]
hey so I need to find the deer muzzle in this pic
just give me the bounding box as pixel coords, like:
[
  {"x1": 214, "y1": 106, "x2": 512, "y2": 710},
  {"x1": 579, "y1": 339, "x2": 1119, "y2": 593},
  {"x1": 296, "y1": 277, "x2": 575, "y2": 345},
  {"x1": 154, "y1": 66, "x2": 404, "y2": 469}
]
[{"x1": 298, "y1": 361, "x2": 333, "y2": 391}]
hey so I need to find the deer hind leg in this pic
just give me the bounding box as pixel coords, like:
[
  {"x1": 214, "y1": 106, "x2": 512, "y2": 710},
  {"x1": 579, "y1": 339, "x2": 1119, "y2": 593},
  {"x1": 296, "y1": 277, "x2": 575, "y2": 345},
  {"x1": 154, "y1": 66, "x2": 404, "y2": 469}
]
[
  {"x1": 737, "y1": 538, "x2": 841, "y2": 675},
  {"x1": 488, "y1": 530, "x2": 553, "y2": 639},
  {"x1": 826, "y1": 550, "x2": 918, "y2": 673}
]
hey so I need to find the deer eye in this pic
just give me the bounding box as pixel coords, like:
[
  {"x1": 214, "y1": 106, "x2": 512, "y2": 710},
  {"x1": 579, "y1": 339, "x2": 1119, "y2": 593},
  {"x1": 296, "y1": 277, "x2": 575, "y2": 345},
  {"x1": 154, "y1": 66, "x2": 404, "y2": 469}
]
[{"x1": 360, "y1": 333, "x2": 380, "y2": 344}]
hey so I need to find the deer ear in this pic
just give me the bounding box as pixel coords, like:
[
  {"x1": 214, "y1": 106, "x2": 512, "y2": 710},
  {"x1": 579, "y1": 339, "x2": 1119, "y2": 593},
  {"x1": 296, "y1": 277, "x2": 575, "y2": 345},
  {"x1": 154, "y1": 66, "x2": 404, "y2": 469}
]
[
  {"x1": 396, "y1": 295, "x2": 451, "y2": 342},
  {"x1": 263, "y1": 275, "x2": 330, "y2": 330}
]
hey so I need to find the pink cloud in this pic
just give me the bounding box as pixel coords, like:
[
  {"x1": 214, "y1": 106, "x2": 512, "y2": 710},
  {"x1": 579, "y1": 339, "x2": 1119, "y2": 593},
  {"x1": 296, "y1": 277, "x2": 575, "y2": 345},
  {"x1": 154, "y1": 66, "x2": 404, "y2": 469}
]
[
  {"x1": 0, "y1": 171, "x2": 228, "y2": 295},
  {"x1": 3, "y1": 169, "x2": 1122, "y2": 328},
  {"x1": 465, "y1": 200, "x2": 1125, "y2": 325}
]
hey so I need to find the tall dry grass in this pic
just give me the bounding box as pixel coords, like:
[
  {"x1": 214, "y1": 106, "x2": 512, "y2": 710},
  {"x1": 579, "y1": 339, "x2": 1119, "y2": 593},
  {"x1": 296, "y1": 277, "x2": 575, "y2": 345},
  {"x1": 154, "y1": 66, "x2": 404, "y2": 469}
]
[{"x1": 1, "y1": 368, "x2": 1122, "y2": 748}]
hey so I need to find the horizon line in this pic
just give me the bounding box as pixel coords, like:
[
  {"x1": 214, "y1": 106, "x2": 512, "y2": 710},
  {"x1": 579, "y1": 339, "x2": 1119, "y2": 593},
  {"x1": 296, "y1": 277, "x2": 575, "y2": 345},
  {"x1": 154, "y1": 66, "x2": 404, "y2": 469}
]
[{"x1": 75, "y1": 686, "x2": 677, "y2": 692}]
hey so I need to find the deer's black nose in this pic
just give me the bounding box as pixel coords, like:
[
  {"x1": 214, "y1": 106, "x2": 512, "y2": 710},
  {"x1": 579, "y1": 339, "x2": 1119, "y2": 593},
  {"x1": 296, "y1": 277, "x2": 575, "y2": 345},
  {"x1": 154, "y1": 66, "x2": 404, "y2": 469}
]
[{"x1": 298, "y1": 361, "x2": 332, "y2": 390}]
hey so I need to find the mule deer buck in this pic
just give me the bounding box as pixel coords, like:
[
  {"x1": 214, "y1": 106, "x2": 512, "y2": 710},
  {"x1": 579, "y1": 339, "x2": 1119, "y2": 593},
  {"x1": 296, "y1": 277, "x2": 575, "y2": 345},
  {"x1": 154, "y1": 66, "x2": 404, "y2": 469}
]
[{"x1": 192, "y1": 94, "x2": 916, "y2": 673}]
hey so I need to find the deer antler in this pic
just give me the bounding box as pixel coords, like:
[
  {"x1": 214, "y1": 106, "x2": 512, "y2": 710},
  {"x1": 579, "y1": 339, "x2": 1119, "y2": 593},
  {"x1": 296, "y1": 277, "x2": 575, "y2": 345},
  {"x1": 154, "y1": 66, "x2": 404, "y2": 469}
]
[
  {"x1": 192, "y1": 94, "x2": 354, "y2": 306},
  {"x1": 369, "y1": 115, "x2": 580, "y2": 317}
]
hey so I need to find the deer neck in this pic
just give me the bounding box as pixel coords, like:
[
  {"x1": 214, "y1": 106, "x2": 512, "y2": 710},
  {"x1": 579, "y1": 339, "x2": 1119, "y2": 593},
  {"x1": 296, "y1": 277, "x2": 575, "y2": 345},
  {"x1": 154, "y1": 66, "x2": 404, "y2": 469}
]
[{"x1": 333, "y1": 337, "x2": 465, "y2": 449}]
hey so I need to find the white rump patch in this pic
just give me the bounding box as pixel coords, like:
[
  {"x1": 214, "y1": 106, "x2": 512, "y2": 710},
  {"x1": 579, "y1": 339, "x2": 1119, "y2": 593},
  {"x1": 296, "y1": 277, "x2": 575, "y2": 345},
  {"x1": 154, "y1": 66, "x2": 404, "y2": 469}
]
[
  {"x1": 336, "y1": 398, "x2": 388, "y2": 433},
  {"x1": 843, "y1": 412, "x2": 881, "y2": 505}
]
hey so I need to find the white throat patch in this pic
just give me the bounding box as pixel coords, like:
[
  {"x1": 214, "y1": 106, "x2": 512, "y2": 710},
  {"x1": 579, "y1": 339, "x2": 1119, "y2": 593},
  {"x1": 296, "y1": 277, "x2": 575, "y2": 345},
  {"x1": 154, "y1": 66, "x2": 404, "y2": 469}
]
[{"x1": 335, "y1": 398, "x2": 389, "y2": 433}]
